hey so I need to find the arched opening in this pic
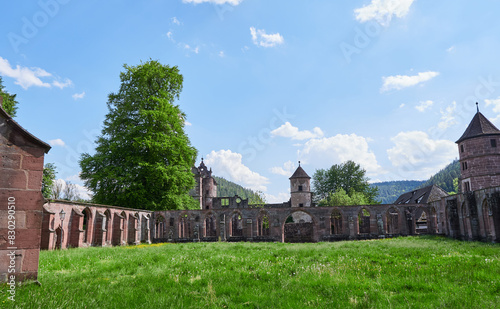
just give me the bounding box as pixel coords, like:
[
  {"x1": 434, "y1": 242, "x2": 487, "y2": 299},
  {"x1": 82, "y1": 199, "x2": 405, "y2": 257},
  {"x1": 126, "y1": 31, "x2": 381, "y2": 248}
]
[
  {"x1": 230, "y1": 212, "x2": 243, "y2": 237},
  {"x1": 120, "y1": 211, "x2": 127, "y2": 245},
  {"x1": 415, "y1": 210, "x2": 429, "y2": 234},
  {"x1": 461, "y1": 202, "x2": 469, "y2": 239},
  {"x1": 257, "y1": 213, "x2": 270, "y2": 236},
  {"x1": 55, "y1": 226, "x2": 63, "y2": 249},
  {"x1": 386, "y1": 207, "x2": 399, "y2": 234},
  {"x1": 82, "y1": 208, "x2": 92, "y2": 245},
  {"x1": 205, "y1": 213, "x2": 217, "y2": 237},
  {"x1": 358, "y1": 208, "x2": 371, "y2": 234},
  {"x1": 128, "y1": 213, "x2": 138, "y2": 244},
  {"x1": 155, "y1": 215, "x2": 166, "y2": 239},
  {"x1": 284, "y1": 211, "x2": 314, "y2": 243},
  {"x1": 179, "y1": 214, "x2": 189, "y2": 238},
  {"x1": 104, "y1": 209, "x2": 112, "y2": 244},
  {"x1": 141, "y1": 214, "x2": 150, "y2": 243},
  {"x1": 330, "y1": 209, "x2": 342, "y2": 235},
  {"x1": 482, "y1": 199, "x2": 491, "y2": 238}
]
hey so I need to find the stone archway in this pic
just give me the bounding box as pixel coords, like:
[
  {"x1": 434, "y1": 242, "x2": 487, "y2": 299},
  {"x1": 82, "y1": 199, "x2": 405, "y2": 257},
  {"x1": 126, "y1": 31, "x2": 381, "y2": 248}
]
[{"x1": 283, "y1": 210, "x2": 315, "y2": 243}]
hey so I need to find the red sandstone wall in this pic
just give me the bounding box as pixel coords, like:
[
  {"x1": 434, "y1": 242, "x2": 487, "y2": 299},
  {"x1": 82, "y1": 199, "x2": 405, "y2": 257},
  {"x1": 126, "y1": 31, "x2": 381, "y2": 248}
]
[
  {"x1": 0, "y1": 118, "x2": 49, "y2": 282},
  {"x1": 459, "y1": 136, "x2": 500, "y2": 191}
]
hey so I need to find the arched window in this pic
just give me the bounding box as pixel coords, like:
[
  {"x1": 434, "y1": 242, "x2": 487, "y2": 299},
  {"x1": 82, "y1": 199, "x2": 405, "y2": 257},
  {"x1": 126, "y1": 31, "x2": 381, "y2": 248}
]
[
  {"x1": 331, "y1": 209, "x2": 342, "y2": 235},
  {"x1": 358, "y1": 208, "x2": 370, "y2": 234},
  {"x1": 386, "y1": 208, "x2": 399, "y2": 234}
]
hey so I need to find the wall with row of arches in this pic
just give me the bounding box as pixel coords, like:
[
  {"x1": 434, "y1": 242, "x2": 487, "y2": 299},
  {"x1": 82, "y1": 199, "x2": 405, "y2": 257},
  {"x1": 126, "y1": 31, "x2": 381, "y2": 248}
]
[
  {"x1": 153, "y1": 204, "x2": 438, "y2": 243},
  {"x1": 41, "y1": 201, "x2": 153, "y2": 250}
]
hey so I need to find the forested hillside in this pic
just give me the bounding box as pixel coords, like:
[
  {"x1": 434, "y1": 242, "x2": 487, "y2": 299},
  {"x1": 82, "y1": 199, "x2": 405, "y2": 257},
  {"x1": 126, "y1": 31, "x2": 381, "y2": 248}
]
[
  {"x1": 418, "y1": 160, "x2": 460, "y2": 193},
  {"x1": 371, "y1": 160, "x2": 461, "y2": 204},
  {"x1": 370, "y1": 181, "x2": 425, "y2": 204},
  {"x1": 214, "y1": 176, "x2": 265, "y2": 204}
]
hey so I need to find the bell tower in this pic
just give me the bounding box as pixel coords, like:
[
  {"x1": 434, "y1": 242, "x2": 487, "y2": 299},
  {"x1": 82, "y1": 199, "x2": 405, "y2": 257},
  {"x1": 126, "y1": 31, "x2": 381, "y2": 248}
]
[
  {"x1": 289, "y1": 162, "x2": 312, "y2": 207},
  {"x1": 456, "y1": 103, "x2": 500, "y2": 192}
]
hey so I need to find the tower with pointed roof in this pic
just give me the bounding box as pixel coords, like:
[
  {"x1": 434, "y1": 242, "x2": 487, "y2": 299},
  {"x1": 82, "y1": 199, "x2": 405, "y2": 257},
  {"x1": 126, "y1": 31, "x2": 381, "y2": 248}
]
[
  {"x1": 456, "y1": 105, "x2": 500, "y2": 192},
  {"x1": 190, "y1": 159, "x2": 217, "y2": 209},
  {"x1": 289, "y1": 162, "x2": 312, "y2": 207}
]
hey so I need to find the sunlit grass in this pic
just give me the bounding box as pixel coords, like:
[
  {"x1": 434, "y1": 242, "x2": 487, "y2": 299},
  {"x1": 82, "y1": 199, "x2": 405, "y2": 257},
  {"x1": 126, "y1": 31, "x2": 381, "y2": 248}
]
[{"x1": 1, "y1": 236, "x2": 499, "y2": 308}]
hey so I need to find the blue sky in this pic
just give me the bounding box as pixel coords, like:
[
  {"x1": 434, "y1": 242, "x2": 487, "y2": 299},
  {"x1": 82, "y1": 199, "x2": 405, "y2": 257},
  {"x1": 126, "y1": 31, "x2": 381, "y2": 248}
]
[{"x1": 2, "y1": 0, "x2": 500, "y2": 202}]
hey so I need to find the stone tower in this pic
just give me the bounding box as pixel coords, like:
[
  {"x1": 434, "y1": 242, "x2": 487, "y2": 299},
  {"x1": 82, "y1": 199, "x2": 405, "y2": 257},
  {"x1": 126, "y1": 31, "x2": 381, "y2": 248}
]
[
  {"x1": 456, "y1": 106, "x2": 500, "y2": 192},
  {"x1": 190, "y1": 159, "x2": 217, "y2": 209},
  {"x1": 289, "y1": 163, "x2": 312, "y2": 207}
]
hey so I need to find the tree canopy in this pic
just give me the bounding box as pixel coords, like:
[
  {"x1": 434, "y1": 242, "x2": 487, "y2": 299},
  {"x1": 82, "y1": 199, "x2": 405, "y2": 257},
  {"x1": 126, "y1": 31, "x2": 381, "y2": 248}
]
[
  {"x1": 0, "y1": 76, "x2": 18, "y2": 117},
  {"x1": 79, "y1": 60, "x2": 198, "y2": 210},
  {"x1": 312, "y1": 160, "x2": 379, "y2": 206},
  {"x1": 42, "y1": 163, "x2": 57, "y2": 199}
]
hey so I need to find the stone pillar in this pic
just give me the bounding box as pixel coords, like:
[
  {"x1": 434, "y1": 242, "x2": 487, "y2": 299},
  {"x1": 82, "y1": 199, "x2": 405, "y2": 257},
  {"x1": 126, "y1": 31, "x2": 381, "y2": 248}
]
[{"x1": 0, "y1": 102, "x2": 51, "y2": 283}]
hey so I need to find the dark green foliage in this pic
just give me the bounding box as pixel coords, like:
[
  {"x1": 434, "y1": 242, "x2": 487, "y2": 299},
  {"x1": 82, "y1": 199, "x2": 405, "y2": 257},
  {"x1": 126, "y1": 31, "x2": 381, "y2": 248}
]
[
  {"x1": 42, "y1": 163, "x2": 57, "y2": 199},
  {"x1": 0, "y1": 76, "x2": 18, "y2": 117},
  {"x1": 371, "y1": 180, "x2": 426, "y2": 204},
  {"x1": 418, "y1": 160, "x2": 460, "y2": 193},
  {"x1": 79, "y1": 60, "x2": 198, "y2": 210},
  {"x1": 214, "y1": 176, "x2": 265, "y2": 204},
  {"x1": 313, "y1": 160, "x2": 379, "y2": 205}
]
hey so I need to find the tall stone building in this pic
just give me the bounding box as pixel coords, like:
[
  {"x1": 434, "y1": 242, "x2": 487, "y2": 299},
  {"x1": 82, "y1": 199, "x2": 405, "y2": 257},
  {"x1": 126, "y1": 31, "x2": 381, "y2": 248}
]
[
  {"x1": 190, "y1": 159, "x2": 217, "y2": 209},
  {"x1": 456, "y1": 106, "x2": 500, "y2": 192},
  {"x1": 289, "y1": 163, "x2": 312, "y2": 208}
]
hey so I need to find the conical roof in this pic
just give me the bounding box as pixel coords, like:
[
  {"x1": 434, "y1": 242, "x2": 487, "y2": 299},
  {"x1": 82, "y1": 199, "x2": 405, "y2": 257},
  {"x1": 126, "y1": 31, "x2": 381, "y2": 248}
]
[
  {"x1": 289, "y1": 165, "x2": 310, "y2": 179},
  {"x1": 456, "y1": 111, "x2": 500, "y2": 143}
]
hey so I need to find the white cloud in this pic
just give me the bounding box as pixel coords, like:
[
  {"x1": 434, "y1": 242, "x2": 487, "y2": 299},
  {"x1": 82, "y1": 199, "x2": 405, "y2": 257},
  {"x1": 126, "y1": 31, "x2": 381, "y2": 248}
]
[
  {"x1": 381, "y1": 71, "x2": 439, "y2": 92},
  {"x1": 447, "y1": 46, "x2": 455, "y2": 53},
  {"x1": 415, "y1": 100, "x2": 434, "y2": 112},
  {"x1": 52, "y1": 78, "x2": 73, "y2": 89},
  {"x1": 271, "y1": 122, "x2": 324, "y2": 140},
  {"x1": 184, "y1": 120, "x2": 192, "y2": 126},
  {"x1": 182, "y1": 0, "x2": 243, "y2": 5},
  {"x1": 270, "y1": 160, "x2": 296, "y2": 176},
  {"x1": 166, "y1": 31, "x2": 174, "y2": 41},
  {"x1": 48, "y1": 139, "x2": 66, "y2": 147},
  {"x1": 265, "y1": 191, "x2": 290, "y2": 204},
  {"x1": 204, "y1": 149, "x2": 269, "y2": 191},
  {"x1": 72, "y1": 91, "x2": 86, "y2": 100},
  {"x1": 250, "y1": 27, "x2": 284, "y2": 48},
  {"x1": 387, "y1": 131, "x2": 456, "y2": 179},
  {"x1": 0, "y1": 57, "x2": 72, "y2": 90},
  {"x1": 354, "y1": 0, "x2": 415, "y2": 26},
  {"x1": 219, "y1": 51, "x2": 225, "y2": 58},
  {"x1": 438, "y1": 101, "x2": 457, "y2": 130},
  {"x1": 399, "y1": 103, "x2": 405, "y2": 108},
  {"x1": 299, "y1": 134, "x2": 383, "y2": 176},
  {"x1": 171, "y1": 17, "x2": 181, "y2": 25},
  {"x1": 485, "y1": 97, "x2": 500, "y2": 114}
]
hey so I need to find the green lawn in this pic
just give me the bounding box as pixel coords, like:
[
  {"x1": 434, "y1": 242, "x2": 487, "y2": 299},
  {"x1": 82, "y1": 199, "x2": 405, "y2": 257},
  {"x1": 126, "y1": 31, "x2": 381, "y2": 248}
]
[{"x1": 2, "y1": 236, "x2": 500, "y2": 308}]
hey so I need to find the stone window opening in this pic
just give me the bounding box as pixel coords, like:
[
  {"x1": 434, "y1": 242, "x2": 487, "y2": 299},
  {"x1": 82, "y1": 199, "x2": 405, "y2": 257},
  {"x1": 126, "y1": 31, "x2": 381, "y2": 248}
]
[
  {"x1": 299, "y1": 203, "x2": 304, "y2": 207},
  {"x1": 491, "y1": 139, "x2": 497, "y2": 148},
  {"x1": 298, "y1": 185, "x2": 303, "y2": 191},
  {"x1": 460, "y1": 144, "x2": 464, "y2": 152},
  {"x1": 330, "y1": 210, "x2": 342, "y2": 235}
]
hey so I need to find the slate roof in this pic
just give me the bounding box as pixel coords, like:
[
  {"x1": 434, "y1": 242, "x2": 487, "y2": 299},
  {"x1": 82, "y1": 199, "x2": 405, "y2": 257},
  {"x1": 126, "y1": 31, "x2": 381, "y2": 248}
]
[
  {"x1": 394, "y1": 185, "x2": 448, "y2": 205},
  {"x1": 456, "y1": 111, "x2": 500, "y2": 143},
  {"x1": 289, "y1": 166, "x2": 311, "y2": 179}
]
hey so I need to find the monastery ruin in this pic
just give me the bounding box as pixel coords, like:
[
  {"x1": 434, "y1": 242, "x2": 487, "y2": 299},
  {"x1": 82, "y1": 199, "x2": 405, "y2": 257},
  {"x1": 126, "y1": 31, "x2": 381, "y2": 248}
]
[{"x1": 1, "y1": 99, "x2": 500, "y2": 282}]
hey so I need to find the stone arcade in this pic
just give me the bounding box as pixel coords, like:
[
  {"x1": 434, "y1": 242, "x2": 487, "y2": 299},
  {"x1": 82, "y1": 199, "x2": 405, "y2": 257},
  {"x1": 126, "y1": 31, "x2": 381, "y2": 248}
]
[{"x1": 2, "y1": 104, "x2": 500, "y2": 283}]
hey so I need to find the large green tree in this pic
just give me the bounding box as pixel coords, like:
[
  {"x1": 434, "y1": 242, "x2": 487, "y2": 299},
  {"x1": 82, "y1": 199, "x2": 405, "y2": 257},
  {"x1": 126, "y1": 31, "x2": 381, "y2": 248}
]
[
  {"x1": 0, "y1": 76, "x2": 18, "y2": 117},
  {"x1": 313, "y1": 160, "x2": 379, "y2": 205},
  {"x1": 79, "y1": 60, "x2": 198, "y2": 210},
  {"x1": 42, "y1": 163, "x2": 57, "y2": 199}
]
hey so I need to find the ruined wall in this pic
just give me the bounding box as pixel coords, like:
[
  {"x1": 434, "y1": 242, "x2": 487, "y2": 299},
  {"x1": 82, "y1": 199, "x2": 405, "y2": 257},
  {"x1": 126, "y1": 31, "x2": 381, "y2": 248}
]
[
  {"x1": 430, "y1": 186, "x2": 500, "y2": 242},
  {"x1": 0, "y1": 106, "x2": 50, "y2": 283}
]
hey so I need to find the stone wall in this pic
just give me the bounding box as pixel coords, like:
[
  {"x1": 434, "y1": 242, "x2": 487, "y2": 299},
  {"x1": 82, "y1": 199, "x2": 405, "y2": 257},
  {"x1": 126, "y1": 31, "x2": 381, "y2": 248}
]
[
  {"x1": 0, "y1": 104, "x2": 50, "y2": 283},
  {"x1": 40, "y1": 200, "x2": 153, "y2": 250}
]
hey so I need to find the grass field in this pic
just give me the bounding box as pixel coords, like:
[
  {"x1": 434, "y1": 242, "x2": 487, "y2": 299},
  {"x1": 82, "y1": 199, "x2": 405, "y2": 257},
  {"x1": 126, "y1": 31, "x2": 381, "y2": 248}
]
[{"x1": 1, "y1": 236, "x2": 500, "y2": 308}]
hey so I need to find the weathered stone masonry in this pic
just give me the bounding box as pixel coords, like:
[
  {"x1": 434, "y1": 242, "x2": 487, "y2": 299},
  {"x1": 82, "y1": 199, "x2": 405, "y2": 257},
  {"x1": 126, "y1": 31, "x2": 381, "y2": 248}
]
[{"x1": 0, "y1": 100, "x2": 50, "y2": 283}]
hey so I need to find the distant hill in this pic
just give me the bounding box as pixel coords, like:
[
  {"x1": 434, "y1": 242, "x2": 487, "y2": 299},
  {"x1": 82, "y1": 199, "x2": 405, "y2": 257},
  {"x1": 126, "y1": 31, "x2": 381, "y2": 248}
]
[
  {"x1": 214, "y1": 176, "x2": 264, "y2": 204},
  {"x1": 371, "y1": 160, "x2": 461, "y2": 204},
  {"x1": 417, "y1": 160, "x2": 460, "y2": 193},
  {"x1": 371, "y1": 180, "x2": 426, "y2": 204}
]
